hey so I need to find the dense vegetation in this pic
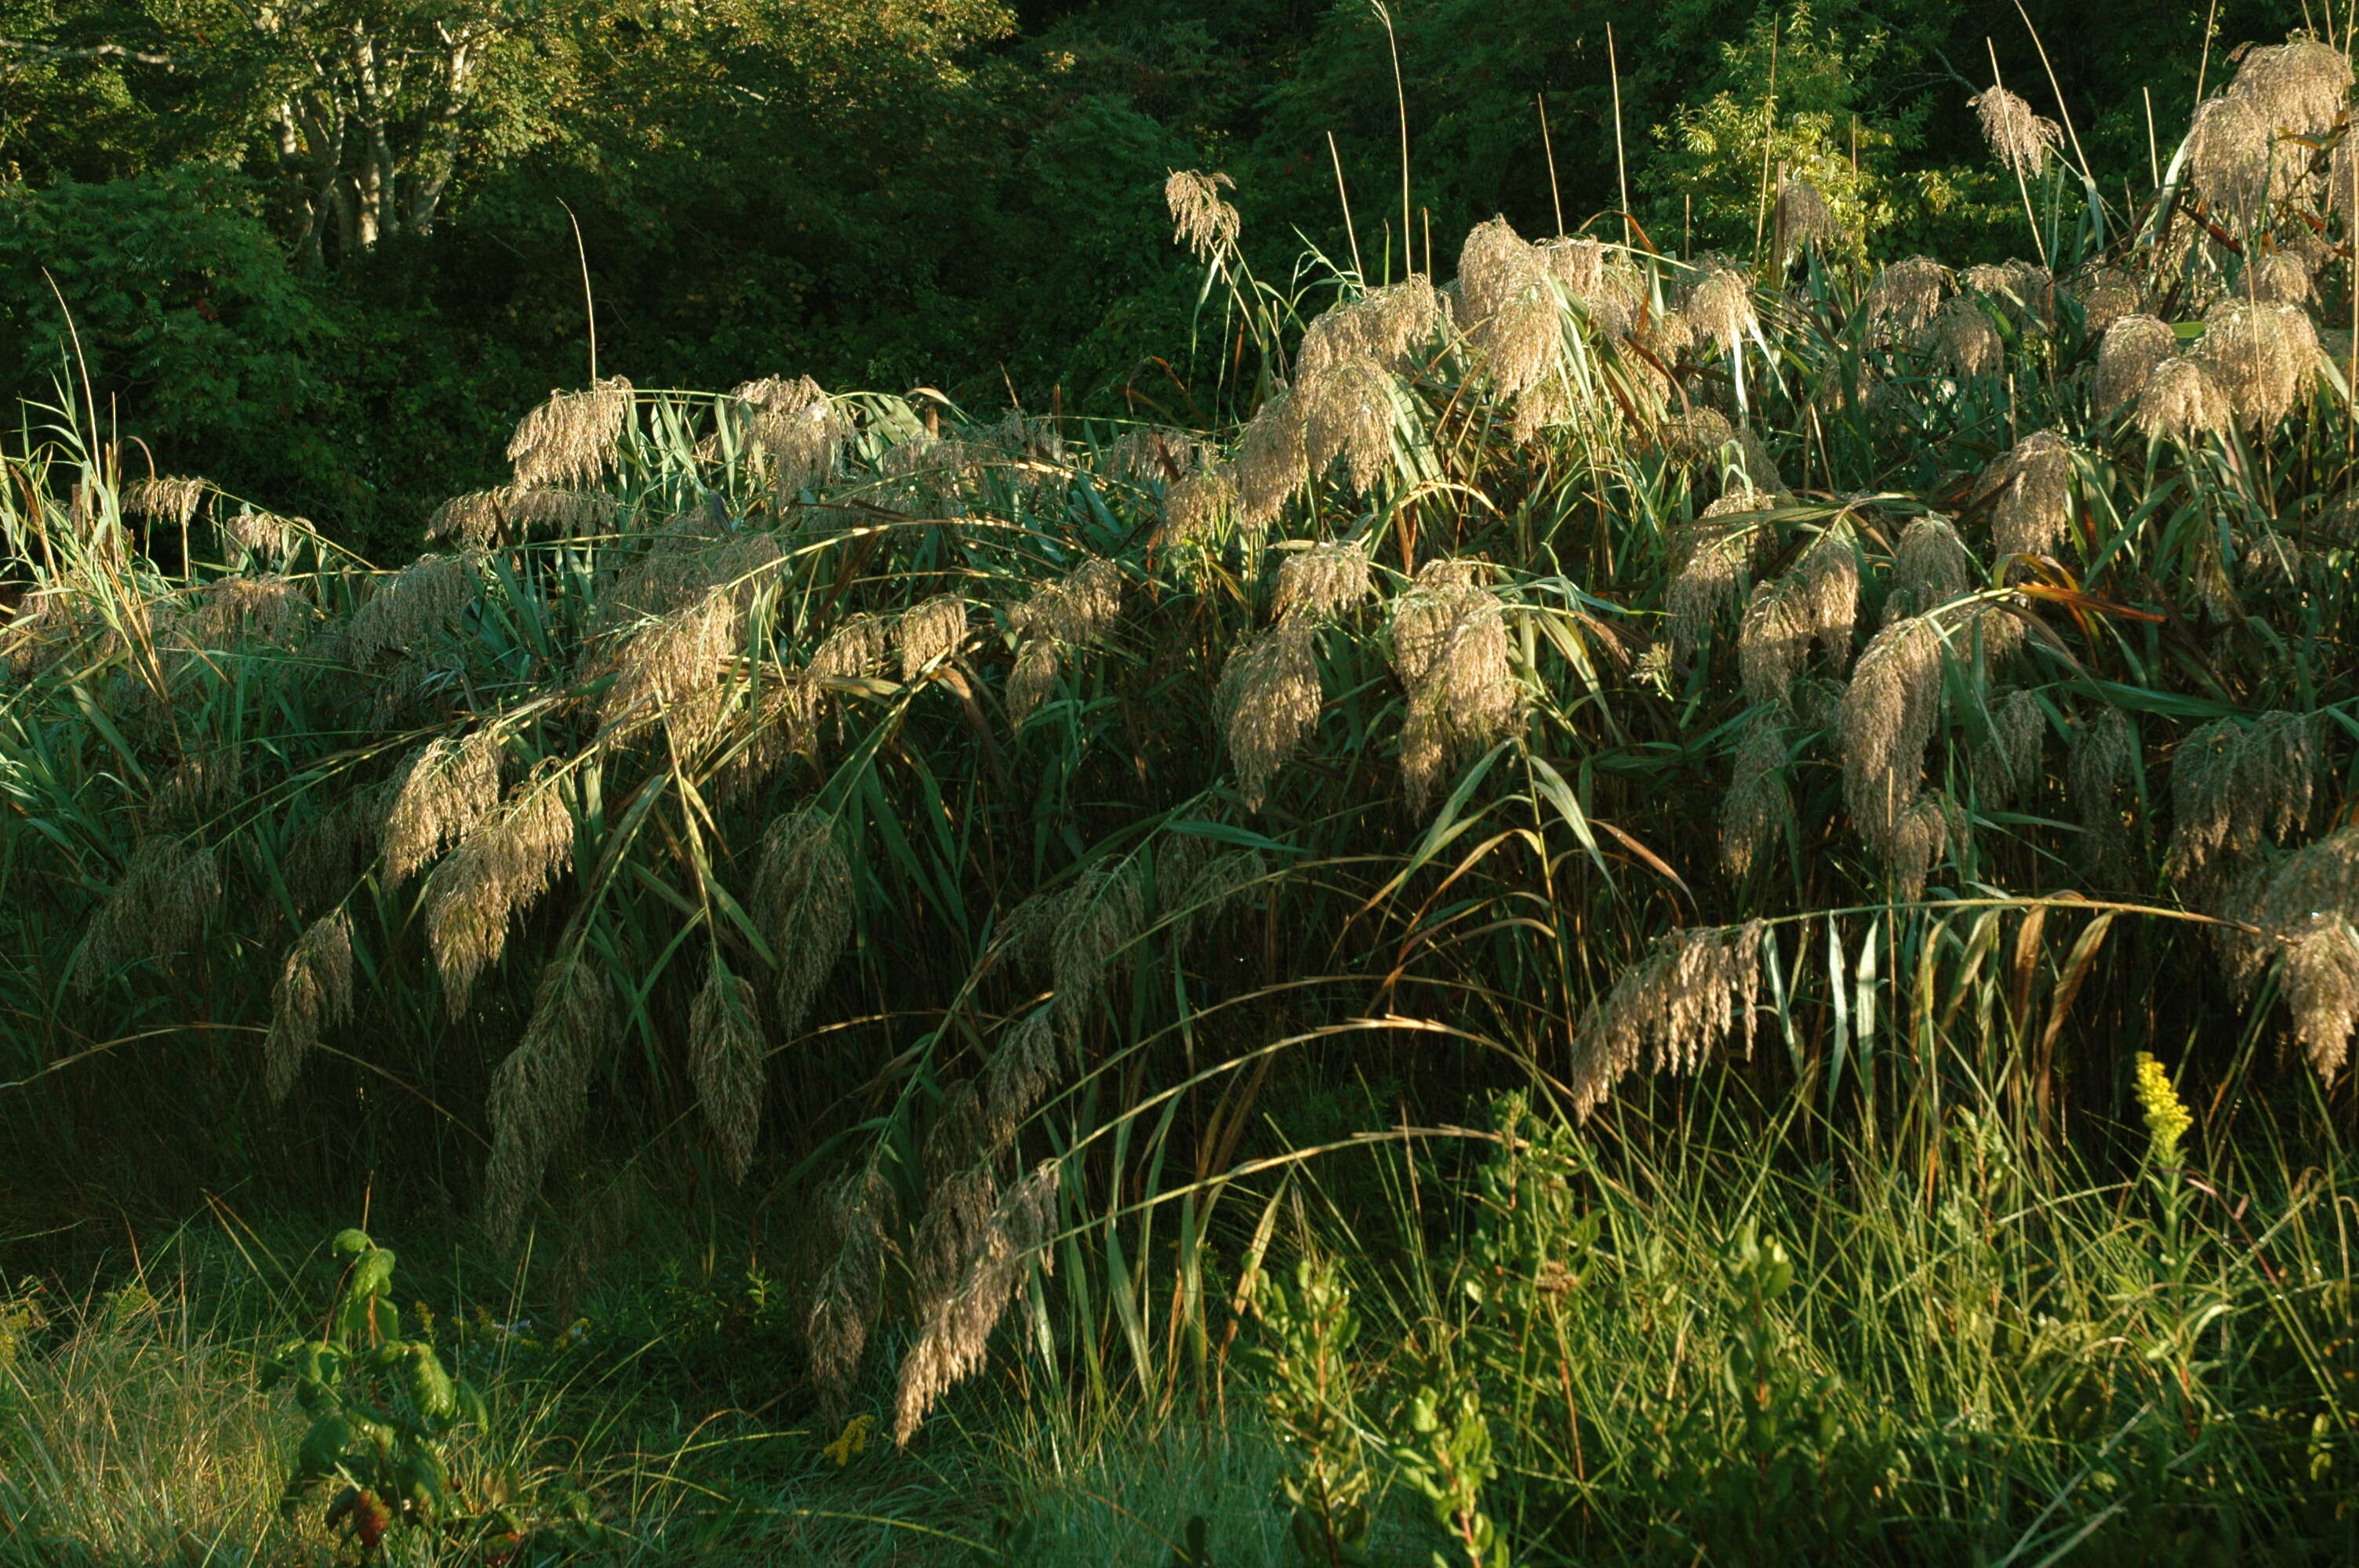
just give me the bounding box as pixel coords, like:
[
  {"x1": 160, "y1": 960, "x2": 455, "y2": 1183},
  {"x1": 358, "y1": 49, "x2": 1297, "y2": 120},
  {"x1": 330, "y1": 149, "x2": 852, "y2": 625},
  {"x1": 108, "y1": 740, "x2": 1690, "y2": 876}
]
[{"x1": 3, "y1": 2, "x2": 2358, "y2": 1564}]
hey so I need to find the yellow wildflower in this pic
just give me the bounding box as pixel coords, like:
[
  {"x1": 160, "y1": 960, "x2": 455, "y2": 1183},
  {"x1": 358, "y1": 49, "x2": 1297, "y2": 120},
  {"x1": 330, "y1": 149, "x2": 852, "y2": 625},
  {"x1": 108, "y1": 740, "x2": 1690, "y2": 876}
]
[{"x1": 2132, "y1": 1052, "x2": 2194, "y2": 1164}]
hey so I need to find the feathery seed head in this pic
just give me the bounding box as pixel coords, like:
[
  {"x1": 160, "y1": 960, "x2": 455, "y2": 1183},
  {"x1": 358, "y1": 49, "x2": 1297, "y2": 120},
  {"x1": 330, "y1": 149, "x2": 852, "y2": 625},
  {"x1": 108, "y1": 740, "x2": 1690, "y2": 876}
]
[
  {"x1": 348, "y1": 551, "x2": 480, "y2": 662},
  {"x1": 1738, "y1": 580, "x2": 1811, "y2": 708},
  {"x1": 264, "y1": 909, "x2": 355, "y2": 1105},
  {"x1": 1772, "y1": 177, "x2": 1838, "y2": 263},
  {"x1": 752, "y1": 808, "x2": 853, "y2": 1038},
  {"x1": 2196, "y1": 298, "x2": 2321, "y2": 430},
  {"x1": 383, "y1": 728, "x2": 504, "y2": 884},
  {"x1": 1866, "y1": 256, "x2": 1948, "y2": 336},
  {"x1": 1234, "y1": 391, "x2": 1307, "y2": 531},
  {"x1": 1299, "y1": 354, "x2": 1398, "y2": 493},
  {"x1": 1052, "y1": 858, "x2": 1147, "y2": 1041},
  {"x1": 2071, "y1": 265, "x2": 2143, "y2": 334},
  {"x1": 2166, "y1": 710, "x2": 2314, "y2": 887},
  {"x1": 808, "y1": 613, "x2": 888, "y2": 684},
  {"x1": 508, "y1": 376, "x2": 634, "y2": 490},
  {"x1": 2069, "y1": 706, "x2": 2138, "y2": 879},
  {"x1": 1970, "y1": 686, "x2": 2047, "y2": 806},
  {"x1": 1971, "y1": 86, "x2": 2063, "y2": 176},
  {"x1": 1006, "y1": 636, "x2": 1061, "y2": 725},
  {"x1": 602, "y1": 590, "x2": 742, "y2": 731},
  {"x1": 2187, "y1": 94, "x2": 2276, "y2": 228},
  {"x1": 1274, "y1": 539, "x2": 1372, "y2": 622},
  {"x1": 482, "y1": 950, "x2": 619, "y2": 1248},
  {"x1": 896, "y1": 593, "x2": 969, "y2": 681},
  {"x1": 1685, "y1": 260, "x2": 1758, "y2": 355},
  {"x1": 892, "y1": 1160, "x2": 1057, "y2": 1443},
  {"x1": 2227, "y1": 37, "x2": 2353, "y2": 136},
  {"x1": 1569, "y1": 920, "x2": 1766, "y2": 1120},
  {"x1": 1166, "y1": 170, "x2": 1241, "y2": 261},
  {"x1": 2135, "y1": 356, "x2": 2232, "y2": 441},
  {"x1": 689, "y1": 950, "x2": 766, "y2": 1183},
  {"x1": 1218, "y1": 617, "x2": 1322, "y2": 812},
  {"x1": 1840, "y1": 615, "x2": 1947, "y2": 863},
  {"x1": 1928, "y1": 297, "x2": 2003, "y2": 377},
  {"x1": 806, "y1": 1167, "x2": 893, "y2": 1414},
  {"x1": 738, "y1": 376, "x2": 849, "y2": 496},
  {"x1": 1982, "y1": 430, "x2": 2076, "y2": 561},
  {"x1": 2095, "y1": 316, "x2": 2179, "y2": 412},
  {"x1": 2248, "y1": 249, "x2": 2314, "y2": 305},
  {"x1": 983, "y1": 1007, "x2": 1059, "y2": 1149},
  {"x1": 422, "y1": 770, "x2": 573, "y2": 1017},
  {"x1": 1162, "y1": 465, "x2": 1237, "y2": 546},
  {"x1": 1721, "y1": 712, "x2": 1794, "y2": 879},
  {"x1": 2237, "y1": 825, "x2": 2359, "y2": 1080},
  {"x1": 1389, "y1": 561, "x2": 1522, "y2": 809},
  {"x1": 1668, "y1": 493, "x2": 1768, "y2": 655},
  {"x1": 74, "y1": 837, "x2": 221, "y2": 993},
  {"x1": 123, "y1": 475, "x2": 208, "y2": 527}
]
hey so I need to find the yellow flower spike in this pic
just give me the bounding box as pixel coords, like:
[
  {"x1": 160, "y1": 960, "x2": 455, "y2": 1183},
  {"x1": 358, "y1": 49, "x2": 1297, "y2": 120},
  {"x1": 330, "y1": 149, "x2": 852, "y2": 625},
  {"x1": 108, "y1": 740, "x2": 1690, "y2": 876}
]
[
  {"x1": 823, "y1": 1413, "x2": 874, "y2": 1467},
  {"x1": 2132, "y1": 1052, "x2": 2194, "y2": 1166}
]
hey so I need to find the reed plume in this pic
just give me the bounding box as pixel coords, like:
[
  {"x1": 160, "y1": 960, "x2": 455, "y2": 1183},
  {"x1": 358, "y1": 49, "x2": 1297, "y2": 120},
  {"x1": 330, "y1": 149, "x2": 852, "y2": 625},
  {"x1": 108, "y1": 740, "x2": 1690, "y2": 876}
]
[
  {"x1": 896, "y1": 593, "x2": 969, "y2": 680},
  {"x1": 122, "y1": 475, "x2": 208, "y2": 527},
  {"x1": 1166, "y1": 170, "x2": 1241, "y2": 261},
  {"x1": 892, "y1": 1161, "x2": 1057, "y2": 1443},
  {"x1": 1866, "y1": 256, "x2": 1946, "y2": 336},
  {"x1": 1667, "y1": 492, "x2": 1766, "y2": 655},
  {"x1": 602, "y1": 589, "x2": 741, "y2": 731},
  {"x1": 1971, "y1": 86, "x2": 2061, "y2": 177},
  {"x1": 1928, "y1": 297, "x2": 2002, "y2": 377},
  {"x1": 1968, "y1": 687, "x2": 2046, "y2": 807},
  {"x1": 383, "y1": 729, "x2": 504, "y2": 884},
  {"x1": 1389, "y1": 560, "x2": 1522, "y2": 809},
  {"x1": 2068, "y1": 706, "x2": 2138, "y2": 881},
  {"x1": 1979, "y1": 430, "x2": 2074, "y2": 561},
  {"x1": 73, "y1": 837, "x2": 221, "y2": 993},
  {"x1": 689, "y1": 949, "x2": 766, "y2": 1182},
  {"x1": 2071, "y1": 265, "x2": 2143, "y2": 334},
  {"x1": 2095, "y1": 316, "x2": 2177, "y2": 412},
  {"x1": 348, "y1": 551, "x2": 479, "y2": 662},
  {"x1": 2165, "y1": 710, "x2": 2314, "y2": 889},
  {"x1": 1720, "y1": 713, "x2": 1792, "y2": 878},
  {"x1": 751, "y1": 808, "x2": 852, "y2": 1038},
  {"x1": 2135, "y1": 357, "x2": 2231, "y2": 441},
  {"x1": 733, "y1": 375, "x2": 849, "y2": 496},
  {"x1": 482, "y1": 949, "x2": 618, "y2": 1247},
  {"x1": 422, "y1": 768, "x2": 574, "y2": 1016},
  {"x1": 1772, "y1": 176, "x2": 1838, "y2": 263},
  {"x1": 982, "y1": 1006, "x2": 1059, "y2": 1149},
  {"x1": 806, "y1": 1167, "x2": 892, "y2": 1414},
  {"x1": 1568, "y1": 921, "x2": 1765, "y2": 1119},
  {"x1": 2248, "y1": 249, "x2": 2314, "y2": 306},
  {"x1": 1234, "y1": 390, "x2": 1307, "y2": 531},
  {"x1": 1219, "y1": 617, "x2": 1321, "y2": 812},
  {"x1": 2186, "y1": 94, "x2": 2274, "y2": 229},
  {"x1": 508, "y1": 376, "x2": 634, "y2": 490},
  {"x1": 1051, "y1": 857, "x2": 1147, "y2": 1041},
  {"x1": 1006, "y1": 636, "x2": 1062, "y2": 725},
  {"x1": 2234, "y1": 826, "x2": 2359, "y2": 1080},
  {"x1": 264, "y1": 910, "x2": 354, "y2": 1104},
  {"x1": 1274, "y1": 540, "x2": 1372, "y2": 621},
  {"x1": 1299, "y1": 354, "x2": 1397, "y2": 493},
  {"x1": 1685, "y1": 260, "x2": 1757, "y2": 355},
  {"x1": 2195, "y1": 298, "x2": 2320, "y2": 430},
  {"x1": 2227, "y1": 37, "x2": 2353, "y2": 136},
  {"x1": 1840, "y1": 615, "x2": 1946, "y2": 868},
  {"x1": 1161, "y1": 466, "x2": 1236, "y2": 546}
]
